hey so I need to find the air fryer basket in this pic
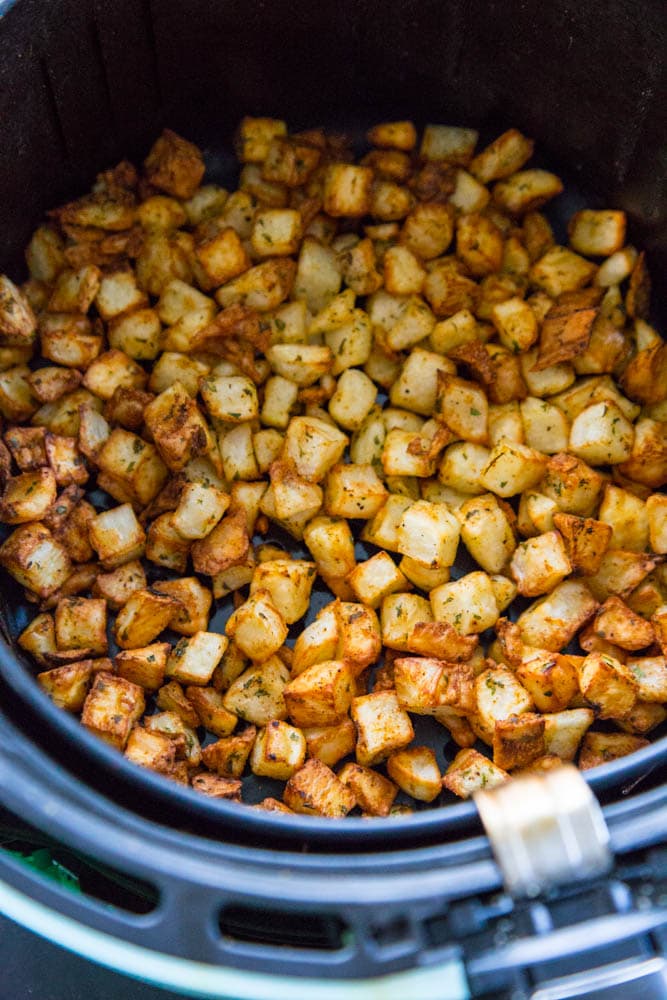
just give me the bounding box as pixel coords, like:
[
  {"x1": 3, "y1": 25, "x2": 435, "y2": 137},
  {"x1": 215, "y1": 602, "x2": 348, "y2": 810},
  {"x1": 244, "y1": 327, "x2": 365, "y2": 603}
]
[{"x1": 0, "y1": 0, "x2": 667, "y2": 995}]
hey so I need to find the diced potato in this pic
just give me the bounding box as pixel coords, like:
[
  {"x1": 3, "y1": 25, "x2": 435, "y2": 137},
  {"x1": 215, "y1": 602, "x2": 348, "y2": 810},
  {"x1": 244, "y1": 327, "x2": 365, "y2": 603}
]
[
  {"x1": 431, "y1": 572, "x2": 499, "y2": 635},
  {"x1": 328, "y1": 369, "x2": 377, "y2": 431},
  {"x1": 626, "y1": 655, "x2": 667, "y2": 703},
  {"x1": 115, "y1": 642, "x2": 170, "y2": 691},
  {"x1": 470, "y1": 129, "x2": 534, "y2": 183},
  {"x1": 97, "y1": 428, "x2": 168, "y2": 507},
  {"x1": 18, "y1": 612, "x2": 57, "y2": 666},
  {"x1": 125, "y1": 727, "x2": 177, "y2": 774},
  {"x1": 284, "y1": 659, "x2": 354, "y2": 727},
  {"x1": 618, "y1": 419, "x2": 667, "y2": 489},
  {"x1": 165, "y1": 631, "x2": 228, "y2": 687},
  {"x1": 0, "y1": 523, "x2": 71, "y2": 597},
  {"x1": 250, "y1": 720, "x2": 306, "y2": 780},
  {"x1": 647, "y1": 494, "x2": 667, "y2": 554},
  {"x1": 394, "y1": 656, "x2": 474, "y2": 716},
  {"x1": 401, "y1": 202, "x2": 455, "y2": 261},
  {"x1": 479, "y1": 441, "x2": 547, "y2": 497},
  {"x1": 442, "y1": 748, "x2": 509, "y2": 799},
  {"x1": 381, "y1": 592, "x2": 433, "y2": 651},
  {"x1": 283, "y1": 758, "x2": 356, "y2": 817},
  {"x1": 351, "y1": 690, "x2": 414, "y2": 766},
  {"x1": 323, "y1": 164, "x2": 373, "y2": 217},
  {"x1": 420, "y1": 125, "x2": 478, "y2": 164},
  {"x1": 191, "y1": 507, "x2": 250, "y2": 576},
  {"x1": 541, "y1": 452, "x2": 604, "y2": 517},
  {"x1": 37, "y1": 661, "x2": 93, "y2": 712},
  {"x1": 89, "y1": 503, "x2": 146, "y2": 569},
  {"x1": 577, "y1": 650, "x2": 638, "y2": 719},
  {"x1": 541, "y1": 708, "x2": 595, "y2": 761},
  {"x1": 491, "y1": 296, "x2": 538, "y2": 354},
  {"x1": 324, "y1": 462, "x2": 388, "y2": 519},
  {"x1": 516, "y1": 648, "x2": 580, "y2": 713},
  {"x1": 338, "y1": 762, "x2": 398, "y2": 816},
  {"x1": 201, "y1": 727, "x2": 256, "y2": 777},
  {"x1": 492, "y1": 713, "x2": 545, "y2": 771},
  {"x1": 144, "y1": 128, "x2": 205, "y2": 197},
  {"x1": 516, "y1": 579, "x2": 599, "y2": 651},
  {"x1": 225, "y1": 588, "x2": 288, "y2": 662},
  {"x1": 396, "y1": 499, "x2": 460, "y2": 569},
  {"x1": 114, "y1": 588, "x2": 181, "y2": 649},
  {"x1": 569, "y1": 401, "x2": 634, "y2": 465},
  {"x1": 81, "y1": 672, "x2": 145, "y2": 749},
  {"x1": 456, "y1": 213, "x2": 504, "y2": 277},
  {"x1": 472, "y1": 667, "x2": 534, "y2": 745},
  {"x1": 347, "y1": 551, "x2": 408, "y2": 609},
  {"x1": 509, "y1": 531, "x2": 572, "y2": 597},
  {"x1": 598, "y1": 484, "x2": 649, "y2": 552},
  {"x1": 493, "y1": 170, "x2": 564, "y2": 216},
  {"x1": 250, "y1": 559, "x2": 316, "y2": 624},
  {"x1": 302, "y1": 718, "x2": 357, "y2": 767},
  {"x1": 459, "y1": 493, "x2": 516, "y2": 574},
  {"x1": 54, "y1": 596, "x2": 107, "y2": 656},
  {"x1": 385, "y1": 746, "x2": 441, "y2": 802},
  {"x1": 201, "y1": 374, "x2": 259, "y2": 424},
  {"x1": 0, "y1": 469, "x2": 57, "y2": 524},
  {"x1": 578, "y1": 731, "x2": 649, "y2": 770},
  {"x1": 568, "y1": 210, "x2": 626, "y2": 257},
  {"x1": 520, "y1": 397, "x2": 570, "y2": 454},
  {"x1": 223, "y1": 656, "x2": 290, "y2": 726}
]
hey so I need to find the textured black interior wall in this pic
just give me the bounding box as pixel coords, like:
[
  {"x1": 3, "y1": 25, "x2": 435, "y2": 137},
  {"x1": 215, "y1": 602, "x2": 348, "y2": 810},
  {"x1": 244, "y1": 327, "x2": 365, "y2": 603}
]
[{"x1": 0, "y1": 0, "x2": 666, "y2": 294}]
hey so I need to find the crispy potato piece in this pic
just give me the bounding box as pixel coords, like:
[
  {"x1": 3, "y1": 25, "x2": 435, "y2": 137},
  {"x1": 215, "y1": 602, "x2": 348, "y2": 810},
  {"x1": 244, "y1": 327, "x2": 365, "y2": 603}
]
[
  {"x1": 386, "y1": 746, "x2": 442, "y2": 802},
  {"x1": 552, "y1": 513, "x2": 612, "y2": 576},
  {"x1": 302, "y1": 717, "x2": 357, "y2": 767},
  {"x1": 202, "y1": 726, "x2": 257, "y2": 777},
  {"x1": 352, "y1": 690, "x2": 414, "y2": 766},
  {"x1": 578, "y1": 651, "x2": 638, "y2": 719},
  {"x1": 493, "y1": 713, "x2": 546, "y2": 771},
  {"x1": 394, "y1": 657, "x2": 474, "y2": 716},
  {"x1": 192, "y1": 774, "x2": 242, "y2": 800},
  {"x1": 37, "y1": 660, "x2": 94, "y2": 712},
  {"x1": 535, "y1": 292, "x2": 600, "y2": 370},
  {"x1": 283, "y1": 758, "x2": 356, "y2": 817},
  {"x1": 114, "y1": 588, "x2": 181, "y2": 649},
  {"x1": 144, "y1": 129, "x2": 205, "y2": 199},
  {"x1": 443, "y1": 747, "x2": 509, "y2": 798},
  {"x1": 284, "y1": 659, "x2": 354, "y2": 727},
  {"x1": 250, "y1": 720, "x2": 306, "y2": 780},
  {"x1": 593, "y1": 597, "x2": 655, "y2": 651},
  {"x1": 125, "y1": 727, "x2": 176, "y2": 775},
  {"x1": 338, "y1": 762, "x2": 398, "y2": 816},
  {"x1": 81, "y1": 672, "x2": 145, "y2": 749},
  {"x1": 578, "y1": 731, "x2": 649, "y2": 770}
]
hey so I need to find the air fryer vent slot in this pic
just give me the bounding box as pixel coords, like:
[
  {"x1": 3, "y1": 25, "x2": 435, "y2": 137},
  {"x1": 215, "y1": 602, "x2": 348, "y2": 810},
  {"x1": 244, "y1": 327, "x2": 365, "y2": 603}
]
[{"x1": 219, "y1": 904, "x2": 349, "y2": 951}]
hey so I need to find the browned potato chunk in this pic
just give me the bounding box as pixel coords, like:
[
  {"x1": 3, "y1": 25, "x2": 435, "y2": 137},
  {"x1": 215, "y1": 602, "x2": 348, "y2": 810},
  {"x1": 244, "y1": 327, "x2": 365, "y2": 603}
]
[
  {"x1": 351, "y1": 690, "x2": 414, "y2": 766},
  {"x1": 201, "y1": 727, "x2": 257, "y2": 777},
  {"x1": 302, "y1": 717, "x2": 357, "y2": 767},
  {"x1": 0, "y1": 523, "x2": 71, "y2": 597},
  {"x1": 284, "y1": 660, "x2": 354, "y2": 727},
  {"x1": 114, "y1": 588, "x2": 181, "y2": 649},
  {"x1": 222, "y1": 656, "x2": 290, "y2": 726},
  {"x1": 192, "y1": 774, "x2": 242, "y2": 800},
  {"x1": 250, "y1": 720, "x2": 306, "y2": 780},
  {"x1": 37, "y1": 661, "x2": 94, "y2": 711},
  {"x1": 81, "y1": 671, "x2": 145, "y2": 749},
  {"x1": 552, "y1": 513, "x2": 612, "y2": 575},
  {"x1": 493, "y1": 713, "x2": 546, "y2": 771},
  {"x1": 386, "y1": 746, "x2": 442, "y2": 802},
  {"x1": 125, "y1": 727, "x2": 176, "y2": 774},
  {"x1": 593, "y1": 597, "x2": 655, "y2": 651},
  {"x1": 144, "y1": 129, "x2": 205, "y2": 199},
  {"x1": 338, "y1": 762, "x2": 398, "y2": 816},
  {"x1": 577, "y1": 651, "x2": 638, "y2": 719},
  {"x1": 283, "y1": 758, "x2": 356, "y2": 817},
  {"x1": 443, "y1": 748, "x2": 509, "y2": 799},
  {"x1": 578, "y1": 731, "x2": 649, "y2": 770}
]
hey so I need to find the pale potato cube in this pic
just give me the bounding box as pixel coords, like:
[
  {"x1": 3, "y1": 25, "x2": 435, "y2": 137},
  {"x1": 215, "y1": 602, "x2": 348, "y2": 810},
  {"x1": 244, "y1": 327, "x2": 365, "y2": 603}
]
[
  {"x1": 352, "y1": 690, "x2": 414, "y2": 766},
  {"x1": 0, "y1": 523, "x2": 71, "y2": 597},
  {"x1": 361, "y1": 494, "x2": 413, "y2": 551},
  {"x1": 347, "y1": 551, "x2": 407, "y2": 609},
  {"x1": 334, "y1": 601, "x2": 382, "y2": 670},
  {"x1": 459, "y1": 493, "x2": 516, "y2": 573},
  {"x1": 171, "y1": 482, "x2": 230, "y2": 540},
  {"x1": 438, "y1": 442, "x2": 490, "y2": 494},
  {"x1": 48, "y1": 265, "x2": 101, "y2": 314},
  {"x1": 53, "y1": 596, "x2": 106, "y2": 656},
  {"x1": 250, "y1": 720, "x2": 306, "y2": 780},
  {"x1": 266, "y1": 344, "x2": 333, "y2": 387},
  {"x1": 568, "y1": 210, "x2": 626, "y2": 257},
  {"x1": 399, "y1": 557, "x2": 450, "y2": 591},
  {"x1": 470, "y1": 128, "x2": 534, "y2": 183},
  {"x1": 396, "y1": 499, "x2": 460, "y2": 569},
  {"x1": 328, "y1": 369, "x2": 377, "y2": 430},
  {"x1": 215, "y1": 259, "x2": 296, "y2": 313},
  {"x1": 302, "y1": 516, "x2": 355, "y2": 581},
  {"x1": 385, "y1": 295, "x2": 436, "y2": 351},
  {"x1": 291, "y1": 607, "x2": 339, "y2": 677},
  {"x1": 250, "y1": 559, "x2": 316, "y2": 624},
  {"x1": 250, "y1": 209, "x2": 302, "y2": 258},
  {"x1": 293, "y1": 237, "x2": 341, "y2": 314},
  {"x1": 223, "y1": 656, "x2": 290, "y2": 726},
  {"x1": 598, "y1": 484, "x2": 649, "y2": 552},
  {"x1": 401, "y1": 203, "x2": 455, "y2": 261},
  {"x1": 529, "y1": 245, "x2": 597, "y2": 297},
  {"x1": 436, "y1": 373, "x2": 488, "y2": 444},
  {"x1": 283, "y1": 758, "x2": 356, "y2": 817},
  {"x1": 595, "y1": 246, "x2": 638, "y2": 287},
  {"x1": 383, "y1": 245, "x2": 426, "y2": 295},
  {"x1": 431, "y1": 572, "x2": 499, "y2": 635},
  {"x1": 89, "y1": 503, "x2": 146, "y2": 569},
  {"x1": 382, "y1": 429, "x2": 437, "y2": 478},
  {"x1": 449, "y1": 170, "x2": 491, "y2": 213},
  {"x1": 420, "y1": 125, "x2": 478, "y2": 164},
  {"x1": 430, "y1": 308, "x2": 479, "y2": 354},
  {"x1": 303, "y1": 718, "x2": 356, "y2": 767},
  {"x1": 541, "y1": 452, "x2": 604, "y2": 517},
  {"x1": 509, "y1": 531, "x2": 572, "y2": 597},
  {"x1": 324, "y1": 463, "x2": 388, "y2": 519},
  {"x1": 618, "y1": 418, "x2": 667, "y2": 489},
  {"x1": 569, "y1": 401, "x2": 634, "y2": 465},
  {"x1": 626, "y1": 655, "x2": 667, "y2": 703},
  {"x1": 18, "y1": 612, "x2": 57, "y2": 667},
  {"x1": 387, "y1": 746, "x2": 441, "y2": 802},
  {"x1": 516, "y1": 649, "x2": 580, "y2": 713},
  {"x1": 93, "y1": 560, "x2": 146, "y2": 611},
  {"x1": 236, "y1": 116, "x2": 287, "y2": 162},
  {"x1": 201, "y1": 375, "x2": 258, "y2": 424},
  {"x1": 443, "y1": 748, "x2": 509, "y2": 798},
  {"x1": 480, "y1": 441, "x2": 548, "y2": 497},
  {"x1": 381, "y1": 593, "x2": 433, "y2": 651},
  {"x1": 543, "y1": 708, "x2": 595, "y2": 761},
  {"x1": 389, "y1": 348, "x2": 454, "y2": 416},
  {"x1": 472, "y1": 667, "x2": 534, "y2": 744},
  {"x1": 517, "y1": 579, "x2": 599, "y2": 651},
  {"x1": 226, "y1": 589, "x2": 288, "y2": 662},
  {"x1": 284, "y1": 416, "x2": 347, "y2": 482},
  {"x1": 520, "y1": 397, "x2": 570, "y2": 454},
  {"x1": 491, "y1": 296, "x2": 538, "y2": 353},
  {"x1": 456, "y1": 213, "x2": 504, "y2": 277},
  {"x1": 647, "y1": 494, "x2": 667, "y2": 553},
  {"x1": 586, "y1": 550, "x2": 658, "y2": 604},
  {"x1": 114, "y1": 589, "x2": 181, "y2": 649},
  {"x1": 260, "y1": 376, "x2": 298, "y2": 430},
  {"x1": 95, "y1": 269, "x2": 147, "y2": 321},
  {"x1": 165, "y1": 631, "x2": 227, "y2": 687}
]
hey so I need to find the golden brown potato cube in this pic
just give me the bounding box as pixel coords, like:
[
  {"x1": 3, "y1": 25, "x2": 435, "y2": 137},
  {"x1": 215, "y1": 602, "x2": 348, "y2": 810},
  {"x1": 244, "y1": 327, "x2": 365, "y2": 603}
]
[
  {"x1": 151, "y1": 577, "x2": 212, "y2": 636},
  {"x1": 0, "y1": 523, "x2": 71, "y2": 597},
  {"x1": 405, "y1": 620, "x2": 478, "y2": 663},
  {"x1": 400, "y1": 202, "x2": 455, "y2": 261},
  {"x1": 515, "y1": 648, "x2": 579, "y2": 713},
  {"x1": 569, "y1": 401, "x2": 634, "y2": 466},
  {"x1": 351, "y1": 690, "x2": 414, "y2": 766},
  {"x1": 568, "y1": 210, "x2": 626, "y2": 257},
  {"x1": 194, "y1": 226, "x2": 250, "y2": 288},
  {"x1": 431, "y1": 572, "x2": 499, "y2": 635},
  {"x1": 166, "y1": 631, "x2": 227, "y2": 687},
  {"x1": 0, "y1": 364, "x2": 38, "y2": 421},
  {"x1": 55, "y1": 597, "x2": 107, "y2": 656},
  {"x1": 39, "y1": 314, "x2": 102, "y2": 369},
  {"x1": 192, "y1": 774, "x2": 242, "y2": 800},
  {"x1": 97, "y1": 429, "x2": 168, "y2": 507},
  {"x1": 646, "y1": 494, "x2": 667, "y2": 556},
  {"x1": 530, "y1": 245, "x2": 597, "y2": 299},
  {"x1": 89, "y1": 503, "x2": 146, "y2": 569},
  {"x1": 509, "y1": 531, "x2": 572, "y2": 597},
  {"x1": 493, "y1": 169, "x2": 563, "y2": 215},
  {"x1": 143, "y1": 382, "x2": 212, "y2": 472},
  {"x1": 458, "y1": 493, "x2": 516, "y2": 575},
  {"x1": 472, "y1": 667, "x2": 534, "y2": 745},
  {"x1": 236, "y1": 116, "x2": 287, "y2": 163},
  {"x1": 542, "y1": 708, "x2": 594, "y2": 761},
  {"x1": 387, "y1": 746, "x2": 442, "y2": 802},
  {"x1": 180, "y1": 687, "x2": 235, "y2": 739},
  {"x1": 337, "y1": 762, "x2": 398, "y2": 816},
  {"x1": 201, "y1": 726, "x2": 257, "y2": 777},
  {"x1": 108, "y1": 307, "x2": 163, "y2": 361},
  {"x1": 442, "y1": 748, "x2": 509, "y2": 799},
  {"x1": 283, "y1": 758, "x2": 356, "y2": 817},
  {"x1": 103, "y1": 386, "x2": 154, "y2": 433},
  {"x1": 249, "y1": 559, "x2": 316, "y2": 625},
  {"x1": 469, "y1": 128, "x2": 534, "y2": 183},
  {"x1": 653, "y1": 610, "x2": 667, "y2": 657},
  {"x1": 29, "y1": 366, "x2": 83, "y2": 405},
  {"x1": 382, "y1": 245, "x2": 426, "y2": 296},
  {"x1": 552, "y1": 513, "x2": 612, "y2": 576},
  {"x1": 284, "y1": 659, "x2": 353, "y2": 728},
  {"x1": 578, "y1": 730, "x2": 649, "y2": 770},
  {"x1": 517, "y1": 579, "x2": 599, "y2": 651},
  {"x1": 492, "y1": 713, "x2": 545, "y2": 771},
  {"x1": 322, "y1": 164, "x2": 373, "y2": 218},
  {"x1": 578, "y1": 651, "x2": 638, "y2": 719},
  {"x1": 0, "y1": 469, "x2": 57, "y2": 524},
  {"x1": 37, "y1": 660, "x2": 94, "y2": 711},
  {"x1": 542, "y1": 452, "x2": 604, "y2": 518},
  {"x1": 262, "y1": 136, "x2": 321, "y2": 187},
  {"x1": 95, "y1": 268, "x2": 147, "y2": 321},
  {"x1": 625, "y1": 655, "x2": 667, "y2": 703},
  {"x1": 44, "y1": 433, "x2": 87, "y2": 487},
  {"x1": 154, "y1": 680, "x2": 199, "y2": 728},
  {"x1": 48, "y1": 265, "x2": 101, "y2": 314},
  {"x1": 0, "y1": 274, "x2": 36, "y2": 346},
  {"x1": 81, "y1": 671, "x2": 145, "y2": 749},
  {"x1": 225, "y1": 589, "x2": 288, "y2": 662},
  {"x1": 291, "y1": 608, "x2": 339, "y2": 678},
  {"x1": 362, "y1": 493, "x2": 413, "y2": 551},
  {"x1": 456, "y1": 213, "x2": 504, "y2": 277},
  {"x1": 144, "y1": 710, "x2": 201, "y2": 766},
  {"x1": 114, "y1": 588, "x2": 181, "y2": 649},
  {"x1": 324, "y1": 463, "x2": 388, "y2": 520},
  {"x1": 4, "y1": 425, "x2": 46, "y2": 471},
  {"x1": 115, "y1": 643, "x2": 170, "y2": 691},
  {"x1": 302, "y1": 717, "x2": 357, "y2": 767},
  {"x1": 125, "y1": 726, "x2": 176, "y2": 775},
  {"x1": 479, "y1": 441, "x2": 547, "y2": 498},
  {"x1": 618, "y1": 419, "x2": 667, "y2": 489},
  {"x1": 394, "y1": 657, "x2": 474, "y2": 716},
  {"x1": 492, "y1": 296, "x2": 538, "y2": 353},
  {"x1": 332, "y1": 601, "x2": 382, "y2": 672},
  {"x1": 593, "y1": 597, "x2": 654, "y2": 651},
  {"x1": 144, "y1": 129, "x2": 205, "y2": 198},
  {"x1": 251, "y1": 209, "x2": 302, "y2": 258},
  {"x1": 18, "y1": 611, "x2": 56, "y2": 666},
  {"x1": 436, "y1": 373, "x2": 488, "y2": 444},
  {"x1": 617, "y1": 701, "x2": 667, "y2": 735},
  {"x1": 216, "y1": 258, "x2": 296, "y2": 313},
  {"x1": 145, "y1": 513, "x2": 190, "y2": 573},
  {"x1": 381, "y1": 592, "x2": 433, "y2": 651},
  {"x1": 250, "y1": 719, "x2": 306, "y2": 780},
  {"x1": 367, "y1": 120, "x2": 417, "y2": 151},
  {"x1": 81, "y1": 349, "x2": 146, "y2": 402},
  {"x1": 222, "y1": 656, "x2": 290, "y2": 726},
  {"x1": 587, "y1": 550, "x2": 659, "y2": 604},
  {"x1": 283, "y1": 416, "x2": 348, "y2": 483}
]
